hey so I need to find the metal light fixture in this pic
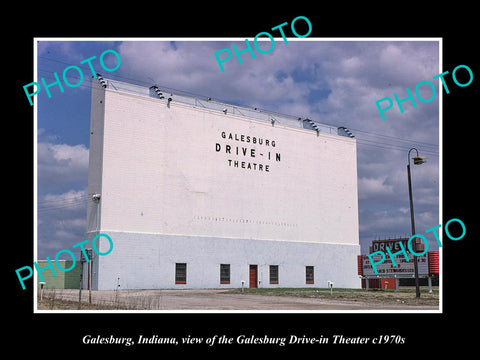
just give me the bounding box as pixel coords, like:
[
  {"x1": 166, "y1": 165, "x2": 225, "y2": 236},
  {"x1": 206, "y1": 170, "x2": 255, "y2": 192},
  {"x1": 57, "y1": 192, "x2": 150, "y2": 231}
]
[
  {"x1": 150, "y1": 85, "x2": 165, "y2": 99},
  {"x1": 95, "y1": 73, "x2": 107, "y2": 88},
  {"x1": 407, "y1": 147, "x2": 426, "y2": 298},
  {"x1": 413, "y1": 156, "x2": 427, "y2": 165}
]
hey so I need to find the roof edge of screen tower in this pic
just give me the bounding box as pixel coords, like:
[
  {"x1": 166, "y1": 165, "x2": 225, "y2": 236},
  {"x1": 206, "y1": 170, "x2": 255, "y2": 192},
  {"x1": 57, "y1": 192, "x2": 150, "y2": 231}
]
[{"x1": 93, "y1": 74, "x2": 355, "y2": 139}]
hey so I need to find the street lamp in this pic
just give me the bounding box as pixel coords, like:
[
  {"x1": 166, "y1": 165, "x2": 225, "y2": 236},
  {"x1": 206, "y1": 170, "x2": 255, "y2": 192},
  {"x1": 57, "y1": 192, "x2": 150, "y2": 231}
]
[{"x1": 407, "y1": 148, "x2": 426, "y2": 298}]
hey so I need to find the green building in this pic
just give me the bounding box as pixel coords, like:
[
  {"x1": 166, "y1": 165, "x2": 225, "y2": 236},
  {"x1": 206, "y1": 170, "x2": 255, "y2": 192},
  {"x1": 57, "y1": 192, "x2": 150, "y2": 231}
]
[{"x1": 36, "y1": 260, "x2": 82, "y2": 289}]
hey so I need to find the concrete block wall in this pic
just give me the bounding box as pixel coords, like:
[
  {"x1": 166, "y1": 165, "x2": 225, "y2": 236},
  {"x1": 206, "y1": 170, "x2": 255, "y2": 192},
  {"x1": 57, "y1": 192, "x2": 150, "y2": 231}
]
[
  {"x1": 87, "y1": 231, "x2": 360, "y2": 290},
  {"x1": 86, "y1": 78, "x2": 360, "y2": 290}
]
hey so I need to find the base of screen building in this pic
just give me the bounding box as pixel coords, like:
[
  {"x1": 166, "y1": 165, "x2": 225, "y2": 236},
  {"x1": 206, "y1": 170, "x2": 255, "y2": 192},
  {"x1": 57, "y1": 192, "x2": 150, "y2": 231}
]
[{"x1": 84, "y1": 231, "x2": 361, "y2": 290}]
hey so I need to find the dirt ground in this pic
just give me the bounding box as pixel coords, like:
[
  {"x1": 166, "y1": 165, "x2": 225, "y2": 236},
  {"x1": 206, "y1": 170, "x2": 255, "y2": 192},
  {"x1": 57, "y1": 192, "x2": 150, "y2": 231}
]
[{"x1": 36, "y1": 288, "x2": 440, "y2": 311}]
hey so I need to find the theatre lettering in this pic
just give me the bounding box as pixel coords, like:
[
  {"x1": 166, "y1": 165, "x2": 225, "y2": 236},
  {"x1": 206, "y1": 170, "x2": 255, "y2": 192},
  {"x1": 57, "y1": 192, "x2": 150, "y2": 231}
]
[{"x1": 216, "y1": 131, "x2": 281, "y2": 172}]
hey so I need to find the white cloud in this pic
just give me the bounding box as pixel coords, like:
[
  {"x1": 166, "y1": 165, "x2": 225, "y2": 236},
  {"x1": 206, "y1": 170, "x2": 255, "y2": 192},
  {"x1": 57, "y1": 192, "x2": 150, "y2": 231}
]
[
  {"x1": 115, "y1": 39, "x2": 440, "y2": 253},
  {"x1": 41, "y1": 189, "x2": 87, "y2": 211},
  {"x1": 37, "y1": 189, "x2": 87, "y2": 259},
  {"x1": 36, "y1": 40, "x2": 440, "y2": 256},
  {"x1": 37, "y1": 141, "x2": 89, "y2": 193},
  {"x1": 358, "y1": 176, "x2": 394, "y2": 200},
  {"x1": 37, "y1": 138, "x2": 89, "y2": 259}
]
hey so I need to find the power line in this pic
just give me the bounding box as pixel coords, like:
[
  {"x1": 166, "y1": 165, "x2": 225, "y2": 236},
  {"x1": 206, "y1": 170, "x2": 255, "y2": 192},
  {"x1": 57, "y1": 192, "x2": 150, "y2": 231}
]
[
  {"x1": 355, "y1": 135, "x2": 439, "y2": 155},
  {"x1": 38, "y1": 202, "x2": 87, "y2": 213},
  {"x1": 37, "y1": 192, "x2": 90, "y2": 212},
  {"x1": 350, "y1": 127, "x2": 439, "y2": 149},
  {"x1": 355, "y1": 139, "x2": 439, "y2": 156},
  {"x1": 38, "y1": 193, "x2": 88, "y2": 205},
  {"x1": 35, "y1": 56, "x2": 440, "y2": 156}
]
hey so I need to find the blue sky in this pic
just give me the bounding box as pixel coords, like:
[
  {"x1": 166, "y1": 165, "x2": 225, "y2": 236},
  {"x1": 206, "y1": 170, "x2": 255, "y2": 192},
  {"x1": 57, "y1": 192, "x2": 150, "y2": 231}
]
[{"x1": 35, "y1": 39, "x2": 440, "y2": 259}]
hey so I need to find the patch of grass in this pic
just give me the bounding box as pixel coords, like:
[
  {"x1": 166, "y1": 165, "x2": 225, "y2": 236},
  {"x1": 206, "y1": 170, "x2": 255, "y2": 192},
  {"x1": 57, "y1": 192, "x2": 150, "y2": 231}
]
[
  {"x1": 37, "y1": 297, "x2": 123, "y2": 310},
  {"x1": 226, "y1": 287, "x2": 439, "y2": 306},
  {"x1": 37, "y1": 289, "x2": 164, "y2": 310}
]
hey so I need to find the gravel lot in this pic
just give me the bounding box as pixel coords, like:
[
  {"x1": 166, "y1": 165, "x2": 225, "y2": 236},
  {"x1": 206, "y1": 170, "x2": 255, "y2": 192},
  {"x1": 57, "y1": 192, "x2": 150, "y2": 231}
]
[{"x1": 37, "y1": 288, "x2": 439, "y2": 311}]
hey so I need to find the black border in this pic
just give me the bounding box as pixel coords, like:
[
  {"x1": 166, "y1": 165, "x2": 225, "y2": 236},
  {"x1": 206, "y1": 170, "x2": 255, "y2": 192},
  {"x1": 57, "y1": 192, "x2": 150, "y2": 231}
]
[{"x1": 8, "y1": 5, "x2": 476, "y2": 354}]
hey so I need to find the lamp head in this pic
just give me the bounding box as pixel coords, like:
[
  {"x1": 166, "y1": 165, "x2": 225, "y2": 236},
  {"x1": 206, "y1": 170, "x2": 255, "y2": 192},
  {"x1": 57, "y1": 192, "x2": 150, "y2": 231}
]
[{"x1": 412, "y1": 156, "x2": 427, "y2": 165}]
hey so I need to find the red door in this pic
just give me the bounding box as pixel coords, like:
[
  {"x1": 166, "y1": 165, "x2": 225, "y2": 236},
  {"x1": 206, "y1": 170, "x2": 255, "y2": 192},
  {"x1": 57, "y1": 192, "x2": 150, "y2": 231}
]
[{"x1": 249, "y1": 265, "x2": 258, "y2": 288}]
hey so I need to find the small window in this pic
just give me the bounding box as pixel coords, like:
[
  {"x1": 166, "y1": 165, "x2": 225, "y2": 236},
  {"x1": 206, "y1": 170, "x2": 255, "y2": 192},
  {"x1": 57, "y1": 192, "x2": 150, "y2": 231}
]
[
  {"x1": 306, "y1": 266, "x2": 314, "y2": 284},
  {"x1": 269, "y1": 265, "x2": 279, "y2": 284},
  {"x1": 220, "y1": 264, "x2": 230, "y2": 284},
  {"x1": 175, "y1": 263, "x2": 187, "y2": 284}
]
